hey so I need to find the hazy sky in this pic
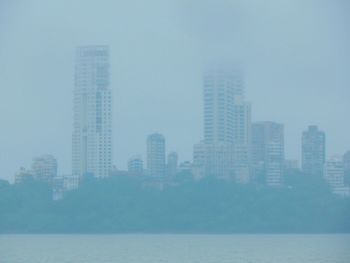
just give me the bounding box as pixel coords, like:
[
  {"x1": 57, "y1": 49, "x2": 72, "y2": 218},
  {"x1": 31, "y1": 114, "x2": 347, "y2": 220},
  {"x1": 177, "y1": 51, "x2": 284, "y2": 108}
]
[{"x1": 0, "y1": 0, "x2": 349, "y2": 181}]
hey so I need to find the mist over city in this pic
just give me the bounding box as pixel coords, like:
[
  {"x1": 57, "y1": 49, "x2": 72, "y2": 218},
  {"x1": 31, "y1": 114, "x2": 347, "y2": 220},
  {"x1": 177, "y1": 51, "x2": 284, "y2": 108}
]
[
  {"x1": 1, "y1": 0, "x2": 350, "y2": 180},
  {"x1": 0, "y1": 1, "x2": 350, "y2": 262}
]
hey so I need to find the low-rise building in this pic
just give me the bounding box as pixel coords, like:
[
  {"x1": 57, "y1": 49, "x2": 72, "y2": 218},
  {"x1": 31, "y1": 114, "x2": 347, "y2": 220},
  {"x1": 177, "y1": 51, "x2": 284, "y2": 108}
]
[
  {"x1": 14, "y1": 167, "x2": 33, "y2": 184},
  {"x1": 128, "y1": 155, "x2": 143, "y2": 175},
  {"x1": 32, "y1": 155, "x2": 57, "y2": 185}
]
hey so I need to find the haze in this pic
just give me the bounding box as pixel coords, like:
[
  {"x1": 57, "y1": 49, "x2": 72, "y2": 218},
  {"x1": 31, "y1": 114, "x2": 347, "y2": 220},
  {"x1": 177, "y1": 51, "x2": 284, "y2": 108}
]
[{"x1": 0, "y1": 0, "x2": 349, "y2": 181}]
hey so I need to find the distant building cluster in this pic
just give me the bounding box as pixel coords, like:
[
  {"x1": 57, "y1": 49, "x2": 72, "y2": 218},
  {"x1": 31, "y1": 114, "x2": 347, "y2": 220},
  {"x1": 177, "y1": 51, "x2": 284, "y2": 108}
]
[
  {"x1": 15, "y1": 154, "x2": 57, "y2": 185},
  {"x1": 13, "y1": 46, "x2": 350, "y2": 198}
]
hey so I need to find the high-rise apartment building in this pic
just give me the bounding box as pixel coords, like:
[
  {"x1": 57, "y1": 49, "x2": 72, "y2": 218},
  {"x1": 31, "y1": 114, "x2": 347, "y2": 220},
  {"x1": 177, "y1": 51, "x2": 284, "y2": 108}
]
[
  {"x1": 232, "y1": 95, "x2": 252, "y2": 183},
  {"x1": 252, "y1": 122, "x2": 284, "y2": 186},
  {"x1": 203, "y1": 67, "x2": 244, "y2": 144},
  {"x1": 147, "y1": 133, "x2": 166, "y2": 177},
  {"x1": 302, "y1": 125, "x2": 325, "y2": 177},
  {"x1": 72, "y1": 46, "x2": 112, "y2": 187},
  {"x1": 194, "y1": 66, "x2": 251, "y2": 181}
]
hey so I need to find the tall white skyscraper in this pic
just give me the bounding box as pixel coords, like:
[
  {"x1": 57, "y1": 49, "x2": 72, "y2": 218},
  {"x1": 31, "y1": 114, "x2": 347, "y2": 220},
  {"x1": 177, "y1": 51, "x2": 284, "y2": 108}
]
[
  {"x1": 193, "y1": 66, "x2": 251, "y2": 181},
  {"x1": 203, "y1": 67, "x2": 244, "y2": 144},
  {"x1": 72, "y1": 46, "x2": 112, "y2": 187}
]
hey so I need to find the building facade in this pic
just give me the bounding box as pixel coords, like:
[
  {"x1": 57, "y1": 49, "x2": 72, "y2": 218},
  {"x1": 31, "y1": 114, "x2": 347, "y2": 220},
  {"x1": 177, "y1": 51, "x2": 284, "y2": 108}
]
[
  {"x1": 203, "y1": 67, "x2": 244, "y2": 144},
  {"x1": 232, "y1": 95, "x2": 252, "y2": 183},
  {"x1": 343, "y1": 151, "x2": 350, "y2": 186},
  {"x1": 324, "y1": 156, "x2": 350, "y2": 196},
  {"x1": 147, "y1": 133, "x2": 166, "y2": 177},
  {"x1": 72, "y1": 46, "x2": 112, "y2": 187},
  {"x1": 302, "y1": 125, "x2": 326, "y2": 177},
  {"x1": 31, "y1": 154, "x2": 58, "y2": 185},
  {"x1": 193, "y1": 66, "x2": 251, "y2": 181},
  {"x1": 14, "y1": 167, "x2": 33, "y2": 184},
  {"x1": 167, "y1": 152, "x2": 178, "y2": 177},
  {"x1": 178, "y1": 161, "x2": 192, "y2": 173},
  {"x1": 252, "y1": 122, "x2": 284, "y2": 186},
  {"x1": 128, "y1": 155, "x2": 143, "y2": 175},
  {"x1": 193, "y1": 141, "x2": 234, "y2": 179},
  {"x1": 343, "y1": 151, "x2": 350, "y2": 173}
]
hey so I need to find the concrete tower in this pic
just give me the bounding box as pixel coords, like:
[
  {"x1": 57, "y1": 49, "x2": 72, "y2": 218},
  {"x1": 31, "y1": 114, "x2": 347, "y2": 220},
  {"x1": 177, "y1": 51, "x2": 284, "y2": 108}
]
[{"x1": 72, "y1": 46, "x2": 112, "y2": 187}]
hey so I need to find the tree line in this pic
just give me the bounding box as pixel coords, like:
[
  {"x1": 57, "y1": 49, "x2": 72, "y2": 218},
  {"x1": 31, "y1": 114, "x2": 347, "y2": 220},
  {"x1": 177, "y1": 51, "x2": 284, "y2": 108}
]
[{"x1": 0, "y1": 171, "x2": 349, "y2": 233}]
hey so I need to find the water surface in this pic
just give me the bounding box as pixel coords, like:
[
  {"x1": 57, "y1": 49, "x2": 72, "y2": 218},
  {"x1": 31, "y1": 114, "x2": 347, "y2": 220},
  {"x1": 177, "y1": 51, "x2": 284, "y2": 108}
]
[{"x1": 0, "y1": 234, "x2": 349, "y2": 263}]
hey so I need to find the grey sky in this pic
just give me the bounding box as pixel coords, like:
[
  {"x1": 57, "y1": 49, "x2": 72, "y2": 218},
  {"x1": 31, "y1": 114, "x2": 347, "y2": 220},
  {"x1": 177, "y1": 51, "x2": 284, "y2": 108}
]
[{"x1": 0, "y1": 0, "x2": 349, "y2": 181}]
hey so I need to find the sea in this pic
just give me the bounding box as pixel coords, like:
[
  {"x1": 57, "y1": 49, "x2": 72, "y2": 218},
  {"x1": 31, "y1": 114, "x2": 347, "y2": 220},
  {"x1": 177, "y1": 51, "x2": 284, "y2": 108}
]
[{"x1": 0, "y1": 234, "x2": 349, "y2": 263}]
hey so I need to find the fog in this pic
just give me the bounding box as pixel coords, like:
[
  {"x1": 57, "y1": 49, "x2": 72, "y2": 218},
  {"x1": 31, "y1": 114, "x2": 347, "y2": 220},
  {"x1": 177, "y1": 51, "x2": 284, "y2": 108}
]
[{"x1": 0, "y1": 0, "x2": 349, "y2": 180}]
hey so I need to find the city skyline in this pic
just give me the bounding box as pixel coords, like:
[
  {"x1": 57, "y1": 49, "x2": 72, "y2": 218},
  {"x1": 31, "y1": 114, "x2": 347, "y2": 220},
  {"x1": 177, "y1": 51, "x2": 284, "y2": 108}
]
[
  {"x1": 2, "y1": 55, "x2": 350, "y2": 181},
  {"x1": 1, "y1": 2, "x2": 350, "y2": 261},
  {"x1": 1, "y1": 52, "x2": 349, "y2": 182},
  {"x1": 6, "y1": 51, "x2": 348, "y2": 190},
  {"x1": 1, "y1": 0, "x2": 350, "y2": 181}
]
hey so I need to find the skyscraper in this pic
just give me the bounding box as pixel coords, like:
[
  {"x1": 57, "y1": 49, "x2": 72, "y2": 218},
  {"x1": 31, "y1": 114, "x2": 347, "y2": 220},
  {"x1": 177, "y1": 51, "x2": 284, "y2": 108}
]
[
  {"x1": 203, "y1": 67, "x2": 244, "y2": 144},
  {"x1": 193, "y1": 66, "x2": 251, "y2": 181},
  {"x1": 252, "y1": 122, "x2": 284, "y2": 186},
  {"x1": 147, "y1": 133, "x2": 166, "y2": 177},
  {"x1": 232, "y1": 95, "x2": 252, "y2": 183},
  {"x1": 302, "y1": 125, "x2": 325, "y2": 177},
  {"x1": 72, "y1": 46, "x2": 112, "y2": 187}
]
